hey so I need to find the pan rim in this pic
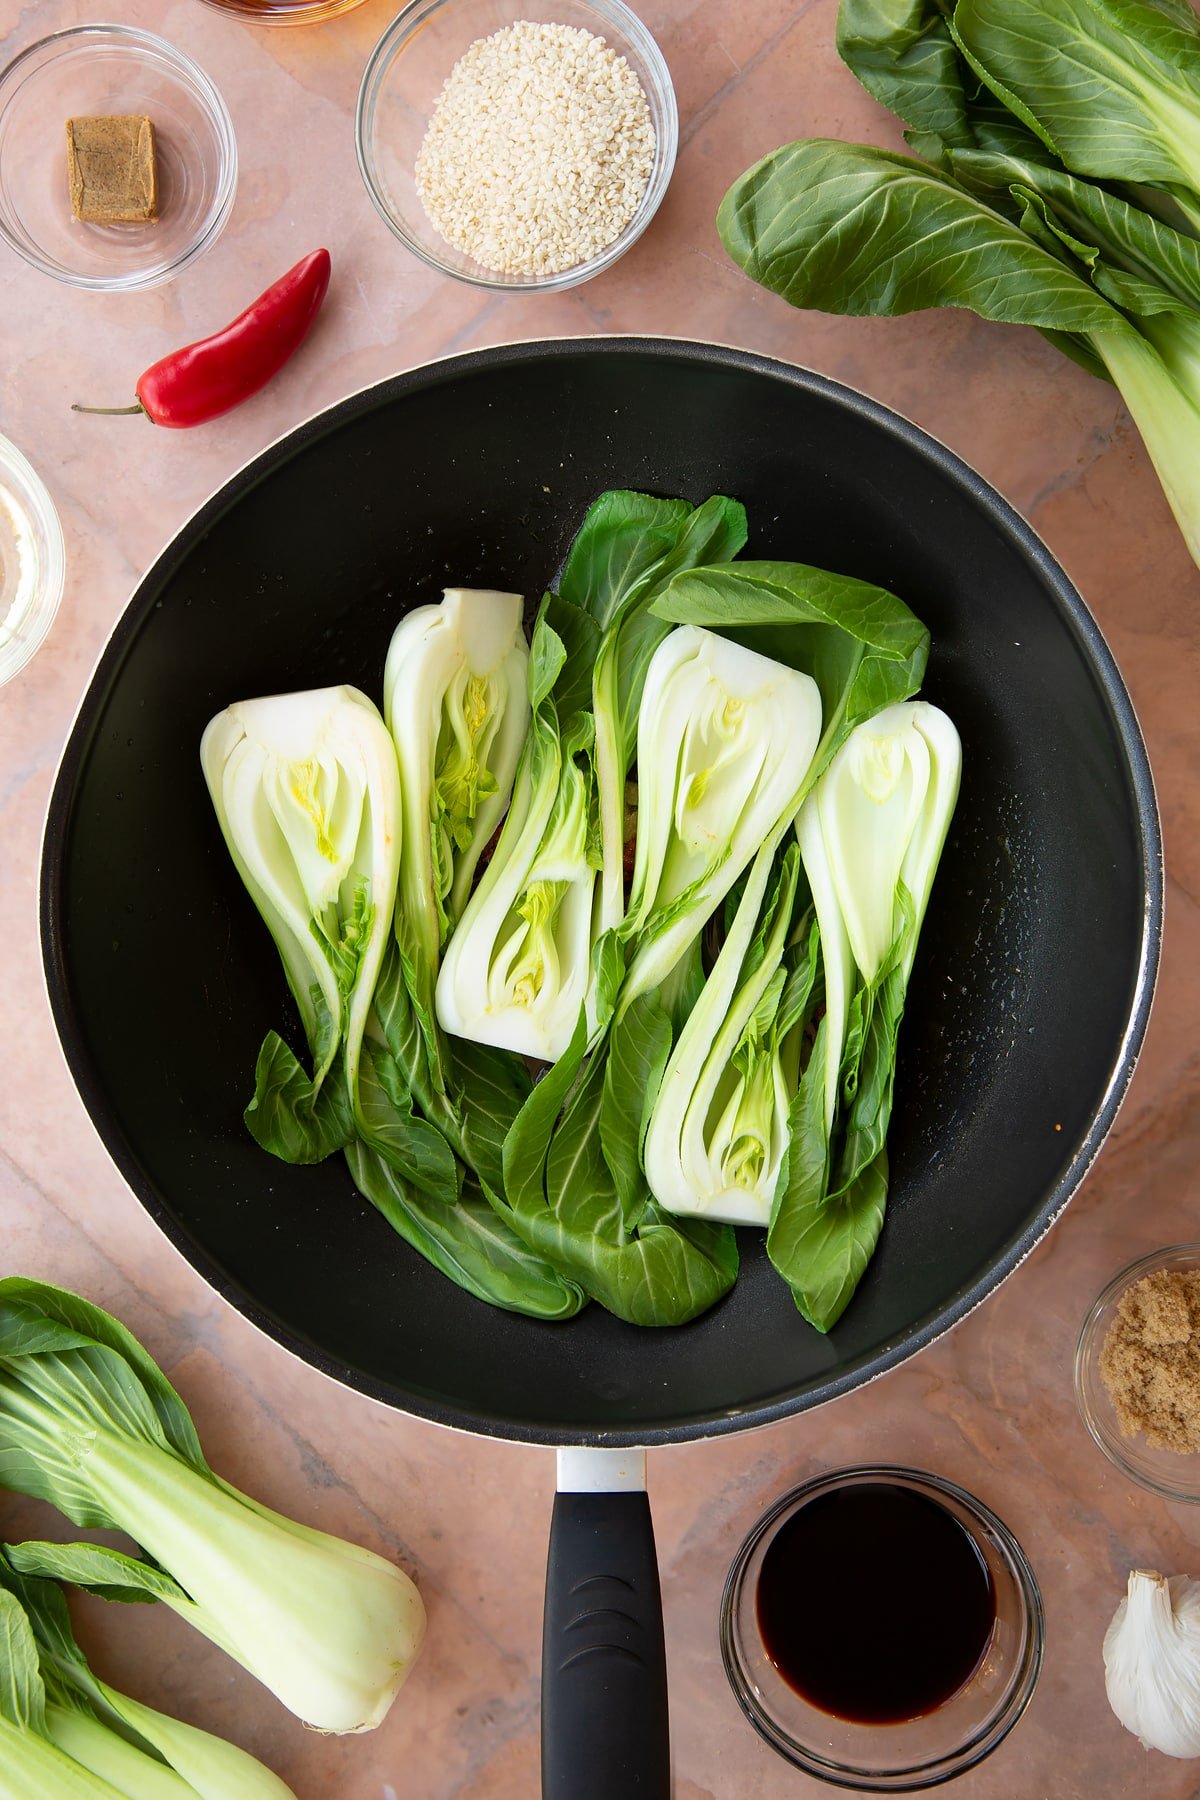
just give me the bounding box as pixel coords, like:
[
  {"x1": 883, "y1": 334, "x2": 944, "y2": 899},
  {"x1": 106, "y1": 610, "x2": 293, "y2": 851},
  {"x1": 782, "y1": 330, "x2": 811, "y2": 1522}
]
[{"x1": 39, "y1": 334, "x2": 1164, "y2": 1448}]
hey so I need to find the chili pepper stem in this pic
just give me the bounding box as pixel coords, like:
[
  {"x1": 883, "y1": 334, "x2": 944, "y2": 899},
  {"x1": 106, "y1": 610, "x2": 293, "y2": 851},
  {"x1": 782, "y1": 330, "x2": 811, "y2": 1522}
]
[{"x1": 71, "y1": 403, "x2": 147, "y2": 417}]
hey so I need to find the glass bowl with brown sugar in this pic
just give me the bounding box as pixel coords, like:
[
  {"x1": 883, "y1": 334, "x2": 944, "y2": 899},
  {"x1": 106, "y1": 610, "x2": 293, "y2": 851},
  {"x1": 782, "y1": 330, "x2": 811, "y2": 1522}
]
[{"x1": 1076, "y1": 1245, "x2": 1200, "y2": 1503}]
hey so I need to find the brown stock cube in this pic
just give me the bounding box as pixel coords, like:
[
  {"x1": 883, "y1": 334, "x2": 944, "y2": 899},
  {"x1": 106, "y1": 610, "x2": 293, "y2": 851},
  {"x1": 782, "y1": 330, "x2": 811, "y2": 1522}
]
[{"x1": 66, "y1": 115, "x2": 158, "y2": 223}]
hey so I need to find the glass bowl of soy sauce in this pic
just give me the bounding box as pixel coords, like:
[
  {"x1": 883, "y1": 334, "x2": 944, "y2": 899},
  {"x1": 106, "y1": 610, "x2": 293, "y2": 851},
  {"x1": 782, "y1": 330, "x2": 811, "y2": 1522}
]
[{"x1": 720, "y1": 1466, "x2": 1043, "y2": 1790}]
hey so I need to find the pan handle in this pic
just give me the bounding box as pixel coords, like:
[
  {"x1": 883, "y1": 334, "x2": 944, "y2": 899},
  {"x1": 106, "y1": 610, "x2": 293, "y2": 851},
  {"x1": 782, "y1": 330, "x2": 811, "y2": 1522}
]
[{"x1": 542, "y1": 1447, "x2": 669, "y2": 1799}]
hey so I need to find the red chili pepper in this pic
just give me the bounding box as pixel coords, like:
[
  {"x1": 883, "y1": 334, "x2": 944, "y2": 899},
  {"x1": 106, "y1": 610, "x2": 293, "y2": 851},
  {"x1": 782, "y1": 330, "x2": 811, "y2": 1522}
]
[{"x1": 74, "y1": 249, "x2": 332, "y2": 428}]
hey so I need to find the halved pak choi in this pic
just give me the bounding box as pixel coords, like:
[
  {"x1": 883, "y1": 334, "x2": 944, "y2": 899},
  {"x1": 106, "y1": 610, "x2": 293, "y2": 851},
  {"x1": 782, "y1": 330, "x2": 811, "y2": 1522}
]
[{"x1": 770, "y1": 701, "x2": 962, "y2": 1330}]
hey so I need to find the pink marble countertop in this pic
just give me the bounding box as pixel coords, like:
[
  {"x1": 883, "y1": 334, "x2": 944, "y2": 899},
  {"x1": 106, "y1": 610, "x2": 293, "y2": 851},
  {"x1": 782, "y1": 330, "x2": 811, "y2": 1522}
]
[{"x1": 4, "y1": 0, "x2": 1200, "y2": 1794}]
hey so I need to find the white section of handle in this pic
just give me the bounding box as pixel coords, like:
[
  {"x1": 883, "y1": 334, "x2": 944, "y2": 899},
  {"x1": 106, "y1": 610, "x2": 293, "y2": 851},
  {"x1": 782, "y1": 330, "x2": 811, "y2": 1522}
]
[{"x1": 556, "y1": 1446, "x2": 647, "y2": 1493}]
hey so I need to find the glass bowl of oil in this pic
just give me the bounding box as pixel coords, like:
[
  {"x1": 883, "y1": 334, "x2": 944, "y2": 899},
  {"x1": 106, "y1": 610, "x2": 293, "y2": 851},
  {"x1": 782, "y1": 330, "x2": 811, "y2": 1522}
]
[{"x1": 720, "y1": 1465, "x2": 1043, "y2": 1791}]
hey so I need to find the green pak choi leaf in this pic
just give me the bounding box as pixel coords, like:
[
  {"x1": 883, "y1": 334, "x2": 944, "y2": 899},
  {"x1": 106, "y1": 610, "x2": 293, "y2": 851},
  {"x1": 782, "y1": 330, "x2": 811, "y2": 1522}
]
[
  {"x1": 951, "y1": 0, "x2": 1200, "y2": 205},
  {"x1": 499, "y1": 998, "x2": 739, "y2": 1325},
  {"x1": 718, "y1": 137, "x2": 1200, "y2": 566},
  {"x1": 558, "y1": 489, "x2": 696, "y2": 627},
  {"x1": 718, "y1": 139, "x2": 1125, "y2": 330},
  {"x1": 8, "y1": 1543, "x2": 187, "y2": 1609},
  {"x1": 243, "y1": 1024, "x2": 354, "y2": 1165},
  {"x1": 942, "y1": 141, "x2": 1200, "y2": 310},
  {"x1": 350, "y1": 938, "x2": 586, "y2": 1319},
  {"x1": 369, "y1": 939, "x2": 523, "y2": 1193},
  {"x1": 837, "y1": 0, "x2": 979, "y2": 145},
  {"x1": 0, "y1": 1587, "x2": 45, "y2": 1735},
  {"x1": 344, "y1": 1138, "x2": 585, "y2": 1319}
]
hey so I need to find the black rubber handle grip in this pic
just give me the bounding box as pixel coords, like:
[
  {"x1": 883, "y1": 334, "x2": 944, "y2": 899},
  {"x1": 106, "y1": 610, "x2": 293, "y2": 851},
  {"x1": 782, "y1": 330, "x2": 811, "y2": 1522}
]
[{"x1": 541, "y1": 1490, "x2": 670, "y2": 1799}]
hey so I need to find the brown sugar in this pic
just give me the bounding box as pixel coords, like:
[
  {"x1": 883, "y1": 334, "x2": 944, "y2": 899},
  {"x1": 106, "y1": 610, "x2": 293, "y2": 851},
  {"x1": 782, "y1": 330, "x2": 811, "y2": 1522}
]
[
  {"x1": 66, "y1": 116, "x2": 158, "y2": 224},
  {"x1": 1100, "y1": 1268, "x2": 1200, "y2": 1453}
]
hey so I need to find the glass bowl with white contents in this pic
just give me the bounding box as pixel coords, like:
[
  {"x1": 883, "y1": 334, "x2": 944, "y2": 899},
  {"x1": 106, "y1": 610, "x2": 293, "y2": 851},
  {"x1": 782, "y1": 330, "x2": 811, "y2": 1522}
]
[
  {"x1": 0, "y1": 435, "x2": 66, "y2": 686},
  {"x1": 355, "y1": 0, "x2": 678, "y2": 291}
]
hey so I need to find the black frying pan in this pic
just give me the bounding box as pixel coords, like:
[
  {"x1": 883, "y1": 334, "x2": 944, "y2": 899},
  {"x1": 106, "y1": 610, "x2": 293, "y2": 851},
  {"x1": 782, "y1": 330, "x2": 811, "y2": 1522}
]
[{"x1": 40, "y1": 339, "x2": 1160, "y2": 1795}]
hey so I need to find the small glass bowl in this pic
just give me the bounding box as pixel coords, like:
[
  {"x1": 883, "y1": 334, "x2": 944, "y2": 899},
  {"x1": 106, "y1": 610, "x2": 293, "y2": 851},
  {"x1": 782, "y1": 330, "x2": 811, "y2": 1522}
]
[
  {"x1": 0, "y1": 24, "x2": 236, "y2": 291},
  {"x1": 195, "y1": 0, "x2": 369, "y2": 22},
  {"x1": 720, "y1": 1466, "x2": 1044, "y2": 1791},
  {"x1": 0, "y1": 434, "x2": 66, "y2": 686},
  {"x1": 1075, "y1": 1244, "x2": 1200, "y2": 1503},
  {"x1": 355, "y1": 0, "x2": 678, "y2": 291}
]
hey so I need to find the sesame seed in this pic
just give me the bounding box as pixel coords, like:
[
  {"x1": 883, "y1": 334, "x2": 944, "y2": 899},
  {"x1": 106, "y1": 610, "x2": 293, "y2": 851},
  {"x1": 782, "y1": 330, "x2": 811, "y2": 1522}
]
[{"x1": 414, "y1": 20, "x2": 657, "y2": 278}]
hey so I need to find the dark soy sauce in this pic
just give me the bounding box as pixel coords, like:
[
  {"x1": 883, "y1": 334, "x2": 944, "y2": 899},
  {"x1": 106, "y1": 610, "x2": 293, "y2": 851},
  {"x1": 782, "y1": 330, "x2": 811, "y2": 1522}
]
[{"x1": 756, "y1": 1482, "x2": 996, "y2": 1724}]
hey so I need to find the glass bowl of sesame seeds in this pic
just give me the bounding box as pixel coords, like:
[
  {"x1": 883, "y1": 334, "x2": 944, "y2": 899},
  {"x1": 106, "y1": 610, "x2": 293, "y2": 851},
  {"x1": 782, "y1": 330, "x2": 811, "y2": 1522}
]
[{"x1": 355, "y1": 0, "x2": 677, "y2": 290}]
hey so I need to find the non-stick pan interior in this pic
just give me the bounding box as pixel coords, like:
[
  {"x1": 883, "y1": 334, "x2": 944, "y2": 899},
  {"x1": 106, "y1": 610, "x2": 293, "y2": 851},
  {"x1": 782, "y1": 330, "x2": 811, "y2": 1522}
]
[{"x1": 42, "y1": 341, "x2": 1159, "y2": 1445}]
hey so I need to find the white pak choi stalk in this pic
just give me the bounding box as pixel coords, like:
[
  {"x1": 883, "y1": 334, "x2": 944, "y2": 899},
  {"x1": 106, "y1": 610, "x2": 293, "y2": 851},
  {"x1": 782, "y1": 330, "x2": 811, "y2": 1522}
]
[
  {"x1": 796, "y1": 699, "x2": 962, "y2": 1130},
  {"x1": 0, "y1": 1526, "x2": 297, "y2": 1796},
  {"x1": 41, "y1": 1712, "x2": 193, "y2": 1800},
  {"x1": 621, "y1": 625, "x2": 823, "y2": 1007},
  {"x1": 70, "y1": 1439, "x2": 422, "y2": 1733},
  {"x1": 0, "y1": 1707, "x2": 127, "y2": 1799},
  {"x1": 44, "y1": 1697, "x2": 292, "y2": 1799},
  {"x1": 645, "y1": 843, "x2": 806, "y2": 1226},
  {"x1": 435, "y1": 607, "x2": 598, "y2": 1063},
  {"x1": 383, "y1": 588, "x2": 530, "y2": 960},
  {"x1": 436, "y1": 731, "x2": 595, "y2": 1060}
]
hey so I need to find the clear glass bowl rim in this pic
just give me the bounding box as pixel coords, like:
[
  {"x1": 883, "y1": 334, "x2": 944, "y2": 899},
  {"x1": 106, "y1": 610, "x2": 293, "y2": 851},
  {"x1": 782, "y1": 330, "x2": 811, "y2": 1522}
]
[
  {"x1": 719, "y1": 1463, "x2": 1045, "y2": 1792},
  {"x1": 194, "y1": 0, "x2": 368, "y2": 21},
  {"x1": 0, "y1": 22, "x2": 237, "y2": 292},
  {"x1": 0, "y1": 432, "x2": 66, "y2": 686},
  {"x1": 1074, "y1": 1241, "x2": 1200, "y2": 1502},
  {"x1": 354, "y1": 0, "x2": 679, "y2": 292}
]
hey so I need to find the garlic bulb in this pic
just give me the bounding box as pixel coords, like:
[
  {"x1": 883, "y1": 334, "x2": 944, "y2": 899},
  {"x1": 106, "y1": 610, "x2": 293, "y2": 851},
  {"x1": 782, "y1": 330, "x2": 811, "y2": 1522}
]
[{"x1": 1104, "y1": 1569, "x2": 1200, "y2": 1757}]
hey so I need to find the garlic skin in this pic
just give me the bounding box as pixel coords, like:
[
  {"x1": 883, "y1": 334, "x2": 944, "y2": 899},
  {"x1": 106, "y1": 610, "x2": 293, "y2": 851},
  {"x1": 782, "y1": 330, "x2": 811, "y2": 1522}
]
[{"x1": 1104, "y1": 1569, "x2": 1200, "y2": 1757}]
